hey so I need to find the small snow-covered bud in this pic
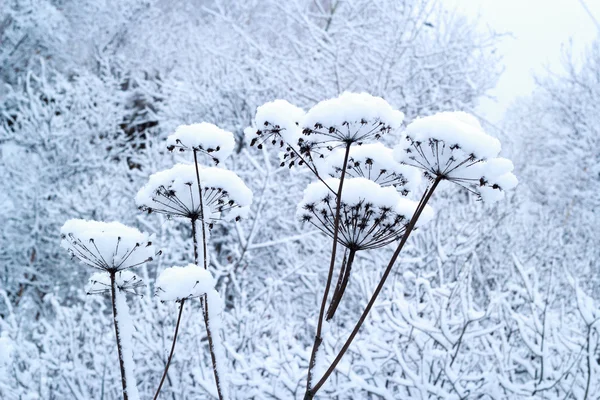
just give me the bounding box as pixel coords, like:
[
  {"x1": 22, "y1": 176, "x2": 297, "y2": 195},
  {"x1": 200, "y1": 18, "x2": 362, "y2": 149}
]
[
  {"x1": 86, "y1": 270, "x2": 144, "y2": 295},
  {"x1": 156, "y1": 264, "x2": 216, "y2": 301},
  {"x1": 60, "y1": 219, "x2": 156, "y2": 272},
  {"x1": 166, "y1": 123, "x2": 235, "y2": 163},
  {"x1": 245, "y1": 100, "x2": 305, "y2": 148}
]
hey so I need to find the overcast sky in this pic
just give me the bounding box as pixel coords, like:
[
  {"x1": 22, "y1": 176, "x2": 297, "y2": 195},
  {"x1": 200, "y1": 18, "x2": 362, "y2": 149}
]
[{"x1": 448, "y1": 0, "x2": 600, "y2": 122}]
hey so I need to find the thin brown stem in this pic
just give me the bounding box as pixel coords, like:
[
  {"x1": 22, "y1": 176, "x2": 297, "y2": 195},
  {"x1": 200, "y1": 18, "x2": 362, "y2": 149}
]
[
  {"x1": 202, "y1": 295, "x2": 225, "y2": 400},
  {"x1": 193, "y1": 150, "x2": 209, "y2": 270},
  {"x1": 305, "y1": 176, "x2": 442, "y2": 399},
  {"x1": 153, "y1": 299, "x2": 186, "y2": 400},
  {"x1": 326, "y1": 248, "x2": 356, "y2": 321},
  {"x1": 305, "y1": 142, "x2": 352, "y2": 393},
  {"x1": 110, "y1": 271, "x2": 129, "y2": 400}
]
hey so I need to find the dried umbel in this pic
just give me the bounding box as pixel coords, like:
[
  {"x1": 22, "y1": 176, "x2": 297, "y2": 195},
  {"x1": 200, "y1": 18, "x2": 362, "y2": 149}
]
[
  {"x1": 86, "y1": 271, "x2": 144, "y2": 295},
  {"x1": 246, "y1": 99, "x2": 305, "y2": 150},
  {"x1": 166, "y1": 123, "x2": 235, "y2": 165},
  {"x1": 317, "y1": 142, "x2": 421, "y2": 195},
  {"x1": 298, "y1": 177, "x2": 433, "y2": 251},
  {"x1": 60, "y1": 219, "x2": 157, "y2": 273},
  {"x1": 394, "y1": 111, "x2": 518, "y2": 201},
  {"x1": 155, "y1": 264, "x2": 217, "y2": 302},
  {"x1": 300, "y1": 92, "x2": 404, "y2": 149},
  {"x1": 135, "y1": 163, "x2": 253, "y2": 223}
]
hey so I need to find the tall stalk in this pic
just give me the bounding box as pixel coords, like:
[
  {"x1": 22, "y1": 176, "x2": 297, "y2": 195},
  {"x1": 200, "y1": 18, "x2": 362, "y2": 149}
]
[
  {"x1": 325, "y1": 248, "x2": 356, "y2": 321},
  {"x1": 153, "y1": 299, "x2": 186, "y2": 400},
  {"x1": 192, "y1": 151, "x2": 226, "y2": 400},
  {"x1": 304, "y1": 176, "x2": 442, "y2": 399},
  {"x1": 110, "y1": 271, "x2": 130, "y2": 400},
  {"x1": 305, "y1": 142, "x2": 352, "y2": 392}
]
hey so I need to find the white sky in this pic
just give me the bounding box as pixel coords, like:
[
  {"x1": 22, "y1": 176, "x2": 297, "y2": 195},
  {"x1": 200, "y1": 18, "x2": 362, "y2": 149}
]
[{"x1": 448, "y1": 0, "x2": 600, "y2": 122}]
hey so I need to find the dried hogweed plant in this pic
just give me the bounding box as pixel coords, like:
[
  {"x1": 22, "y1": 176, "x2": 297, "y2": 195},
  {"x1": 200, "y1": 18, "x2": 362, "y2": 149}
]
[
  {"x1": 246, "y1": 92, "x2": 517, "y2": 399},
  {"x1": 60, "y1": 123, "x2": 252, "y2": 400}
]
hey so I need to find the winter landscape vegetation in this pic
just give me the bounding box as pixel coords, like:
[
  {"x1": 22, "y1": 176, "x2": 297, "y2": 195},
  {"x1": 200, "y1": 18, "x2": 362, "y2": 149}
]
[{"x1": 1, "y1": 1, "x2": 599, "y2": 399}]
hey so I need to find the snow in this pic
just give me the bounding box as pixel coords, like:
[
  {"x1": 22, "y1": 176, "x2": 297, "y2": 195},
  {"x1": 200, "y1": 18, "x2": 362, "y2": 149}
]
[
  {"x1": 298, "y1": 178, "x2": 434, "y2": 250},
  {"x1": 394, "y1": 112, "x2": 517, "y2": 202},
  {"x1": 316, "y1": 142, "x2": 422, "y2": 194},
  {"x1": 60, "y1": 219, "x2": 156, "y2": 272},
  {"x1": 156, "y1": 264, "x2": 216, "y2": 301},
  {"x1": 248, "y1": 99, "x2": 306, "y2": 146},
  {"x1": 303, "y1": 92, "x2": 404, "y2": 133},
  {"x1": 402, "y1": 111, "x2": 501, "y2": 159},
  {"x1": 135, "y1": 163, "x2": 253, "y2": 221},
  {"x1": 0, "y1": 332, "x2": 12, "y2": 368},
  {"x1": 204, "y1": 290, "x2": 229, "y2": 398},
  {"x1": 166, "y1": 122, "x2": 235, "y2": 163},
  {"x1": 86, "y1": 271, "x2": 143, "y2": 295},
  {"x1": 113, "y1": 280, "x2": 141, "y2": 400}
]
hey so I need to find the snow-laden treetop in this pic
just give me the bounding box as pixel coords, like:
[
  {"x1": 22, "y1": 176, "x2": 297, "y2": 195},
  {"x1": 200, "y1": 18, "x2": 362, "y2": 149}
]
[
  {"x1": 86, "y1": 270, "x2": 144, "y2": 295},
  {"x1": 61, "y1": 219, "x2": 156, "y2": 272},
  {"x1": 316, "y1": 142, "x2": 422, "y2": 195},
  {"x1": 298, "y1": 177, "x2": 433, "y2": 250},
  {"x1": 394, "y1": 111, "x2": 518, "y2": 202},
  {"x1": 156, "y1": 264, "x2": 216, "y2": 302},
  {"x1": 166, "y1": 123, "x2": 235, "y2": 164}
]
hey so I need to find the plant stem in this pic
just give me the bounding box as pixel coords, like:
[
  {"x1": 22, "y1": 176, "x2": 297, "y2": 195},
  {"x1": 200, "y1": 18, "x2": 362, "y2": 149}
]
[
  {"x1": 326, "y1": 248, "x2": 356, "y2": 321},
  {"x1": 194, "y1": 149, "x2": 209, "y2": 270},
  {"x1": 202, "y1": 295, "x2": 225, "y2": 400},
  {"x1": 305, "y1": 142, "x2": 352, "y2": 393},
  {"x1": 305, "y1": 176, "x2": 442, "y2": 399},
  {"x1": 110, "y1": 271, "x2": 129, "y2": 400},
  {"x1": 153, "y1": 299, "x2": 186, "y2": 400},
  {"x1": 191, "y1": 151, "x2": 226, "y2": 400}
]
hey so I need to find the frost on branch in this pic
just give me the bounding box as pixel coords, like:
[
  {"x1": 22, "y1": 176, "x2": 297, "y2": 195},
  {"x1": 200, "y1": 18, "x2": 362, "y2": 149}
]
[
  {"x1": 60, "y1": 219, "x2": 156, "y2": 272},
  {"x1": 166, "y1": 123, "x2": 235, "y2": 164},
  {"x1": 86, "y1": 271, "x2": 144, "y2": 295},
  {"x1": 316, "y1": 142, "x2": 421, "y2": 194},
  {"x1": 394, "y1": 111, "x2": 518, "y2": 201},
  {"x1": 297, "y1": 177, "x2": 433, "y2": 251},
  {"x1": 156, "y1": 264, "x2": 216, "y2": 302},
  {"x1": 135, "y1": 163, "x2": 253, "y2": 222},
  {"x1": 300, "y1": 92, "x2": 404, "y2": 150}
]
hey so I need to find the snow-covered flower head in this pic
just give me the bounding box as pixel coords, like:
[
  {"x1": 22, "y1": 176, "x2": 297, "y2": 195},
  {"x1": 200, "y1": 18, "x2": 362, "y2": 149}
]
[
  {"x1": 136, "y1": 163, "x2": 253, "y2": 224},
  {"x1": 156, "y1": 264, "x2": 216, "y2": 302},
  {"x1": 86, "y1": 271, "x2": 144, "y2": 295},
  {"x1": 297, "y1": 178, "x2": 433, "y2": 251},
  {"x1": 299, "y1": 92, "x2": 404, "y2": 151},
  {"x1": 394, "y1": 111, "x2": 518, "y2": 201},
  {"x1": 246, "y1": 99, "x2": 306, "y2": 150},
  {"x1": 316, "y1": 143, "x2": 421, "y2": 195},
  {"x1": 61, "y1": 219, "x2": 157, "y2": 272},
  {"x1": 166, "y1": 123, "x2": 235, "y2": 164}
]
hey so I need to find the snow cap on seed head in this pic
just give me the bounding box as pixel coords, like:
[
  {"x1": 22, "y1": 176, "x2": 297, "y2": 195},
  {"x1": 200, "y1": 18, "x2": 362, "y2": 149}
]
[
  {"x1": 316, "y1": 142, "x2": 421, "y2": 195},
  {"x1": 297, "y1": 177, "x2": 433, "y2": 251},
  {"x1": 394, "y1": 111, "x2": 517, "y2": 202},
  {"x1": 135, "y1": 163, "x2": 253, "y2": 223},
  {"x1": 61, "y1": 219, "x2": 157, "y2": 272},
  {"x1": 155, "y1": 264, "x2": 216, "y2": 302},
  {"x1": 166, "y1": 123, "x2": 235, "y2": 164}
]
